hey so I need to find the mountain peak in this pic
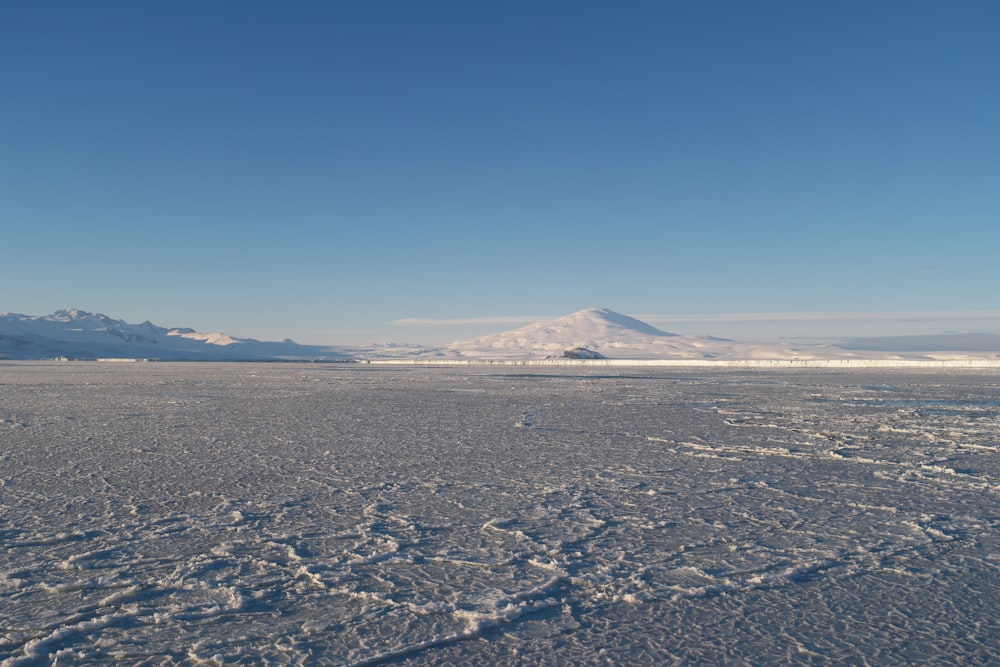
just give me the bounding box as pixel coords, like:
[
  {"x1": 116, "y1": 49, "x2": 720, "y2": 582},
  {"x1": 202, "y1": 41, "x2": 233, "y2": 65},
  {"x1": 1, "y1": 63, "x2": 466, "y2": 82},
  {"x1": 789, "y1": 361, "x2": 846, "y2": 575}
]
[
  {"x1": 444, "y1": 307, "x2": 681, "y2": 359},
  {"x1": 51, "y1": 308, "x2": 104, "y2": 322},
  {"x1": 556, "y1": 307, "x2": 676, "y2": 337},
  {"x1": 0, "y1": 308, "x2": 348, "y2": 361}
]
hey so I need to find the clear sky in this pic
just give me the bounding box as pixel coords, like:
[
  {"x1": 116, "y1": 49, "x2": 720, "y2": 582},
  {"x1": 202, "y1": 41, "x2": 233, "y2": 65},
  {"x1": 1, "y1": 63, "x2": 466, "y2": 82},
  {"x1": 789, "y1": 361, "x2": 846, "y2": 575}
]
[{"x1": 3, "y1": 1, "x2": 999, "y2": 345}]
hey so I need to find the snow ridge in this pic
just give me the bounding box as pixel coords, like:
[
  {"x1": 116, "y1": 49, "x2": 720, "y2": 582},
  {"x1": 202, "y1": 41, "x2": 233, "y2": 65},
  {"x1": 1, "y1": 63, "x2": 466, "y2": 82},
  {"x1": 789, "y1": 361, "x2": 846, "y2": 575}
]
[
  {"x1": 426, "y1": 308, "x2": 1000, "y2": 361},
  {"x1": 4, "y1": 307, "x2": 999, "y2": 362},
  {"x1": 554, "y1": 307, "x2": 677, "y2": 337},
  {"x1": 0, "y1": 309, "x2": 349, "y2": 361},
  {"x1": 438, "y1": 307, "x2": 725, "y2": 360}
]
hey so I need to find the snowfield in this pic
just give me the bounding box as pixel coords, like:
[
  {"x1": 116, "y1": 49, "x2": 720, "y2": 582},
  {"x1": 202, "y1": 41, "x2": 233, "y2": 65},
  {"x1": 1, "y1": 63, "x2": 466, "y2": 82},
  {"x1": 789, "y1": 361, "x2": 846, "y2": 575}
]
[{"x1": 2, "y1": 362, "x2": 999, "y2": 665}]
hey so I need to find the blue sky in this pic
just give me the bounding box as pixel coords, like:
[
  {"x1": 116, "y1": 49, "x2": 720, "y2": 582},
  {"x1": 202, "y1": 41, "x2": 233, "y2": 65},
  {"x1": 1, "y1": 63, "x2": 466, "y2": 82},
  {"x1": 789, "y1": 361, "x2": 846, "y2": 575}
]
[{"x1": 3, "y1": 1, "x2": 998, "y2": 345}]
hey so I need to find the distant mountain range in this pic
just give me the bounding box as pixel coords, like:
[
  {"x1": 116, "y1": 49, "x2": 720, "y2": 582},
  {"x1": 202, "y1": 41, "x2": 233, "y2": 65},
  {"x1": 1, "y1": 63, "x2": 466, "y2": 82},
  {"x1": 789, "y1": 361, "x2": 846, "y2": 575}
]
[
  {"x1": 2, "y1": 307, "x2": 998, "y2": 361},
  {"x1": 0, "y1": 309, "x2": 350, "y2": 361}
]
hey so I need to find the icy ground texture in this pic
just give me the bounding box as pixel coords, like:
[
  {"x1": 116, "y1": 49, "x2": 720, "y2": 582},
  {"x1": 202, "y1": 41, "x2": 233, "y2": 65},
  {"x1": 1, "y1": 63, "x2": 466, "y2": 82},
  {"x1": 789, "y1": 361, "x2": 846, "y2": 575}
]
[{"x1": 2, "y1": 363, "x2": 999, "y2": 665}]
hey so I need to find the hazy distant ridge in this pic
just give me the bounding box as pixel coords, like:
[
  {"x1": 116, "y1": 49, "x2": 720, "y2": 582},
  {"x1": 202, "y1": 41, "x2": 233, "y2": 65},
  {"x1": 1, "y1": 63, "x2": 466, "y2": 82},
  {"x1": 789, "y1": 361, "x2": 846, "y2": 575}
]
[
  {"x1": 2, "y1": 307, "x2": 998, "y2": 361},
  {"x1": 0, "y1": 309, "x2": 349, "y2": 361}
]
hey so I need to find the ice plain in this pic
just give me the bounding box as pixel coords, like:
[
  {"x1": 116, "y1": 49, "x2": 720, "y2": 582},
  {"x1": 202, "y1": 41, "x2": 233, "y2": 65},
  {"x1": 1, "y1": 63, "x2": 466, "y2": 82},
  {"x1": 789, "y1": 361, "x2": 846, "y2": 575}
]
[{"x1": 2, "y1": 361, "x2": 999, "y2": 665}]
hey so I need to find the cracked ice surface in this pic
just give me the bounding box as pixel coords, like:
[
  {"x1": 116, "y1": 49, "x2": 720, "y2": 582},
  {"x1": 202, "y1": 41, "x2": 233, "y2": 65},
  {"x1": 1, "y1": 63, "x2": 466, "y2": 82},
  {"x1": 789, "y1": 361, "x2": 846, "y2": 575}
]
[{"x1": 2, "y1": 361, "x2": 999, "y2": 665}]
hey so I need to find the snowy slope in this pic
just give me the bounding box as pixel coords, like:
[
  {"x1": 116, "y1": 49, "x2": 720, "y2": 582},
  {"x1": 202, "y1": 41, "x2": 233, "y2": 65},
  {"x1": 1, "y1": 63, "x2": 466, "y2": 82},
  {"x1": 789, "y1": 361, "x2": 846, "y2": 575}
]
[
  {"x1": 0, "y1": 309, "x2": 350, "y2": 360},
  {"x1": 430, "y1": 307, "x2": 746, "y2": 359},
  {"x1": 429, "y1": 307, "x2": 1000, "y2": 361},
  {"x1": 4, "y1": 307, "x2": 998, "y2": 362}
]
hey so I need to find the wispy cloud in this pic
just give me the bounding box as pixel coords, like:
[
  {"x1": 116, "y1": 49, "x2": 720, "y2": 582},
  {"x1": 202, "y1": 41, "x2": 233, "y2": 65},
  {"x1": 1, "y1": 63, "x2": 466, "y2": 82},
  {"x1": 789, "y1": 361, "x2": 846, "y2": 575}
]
[
  {"x1": 391, "y1": 315, "x2": 548, "y2": 328},
  {"x1": 639, "y1": 311, "x2": 1000, "y2": 324},
  {"x1": 393, "y1": 311, "x2": 1000, "y2": 328}
]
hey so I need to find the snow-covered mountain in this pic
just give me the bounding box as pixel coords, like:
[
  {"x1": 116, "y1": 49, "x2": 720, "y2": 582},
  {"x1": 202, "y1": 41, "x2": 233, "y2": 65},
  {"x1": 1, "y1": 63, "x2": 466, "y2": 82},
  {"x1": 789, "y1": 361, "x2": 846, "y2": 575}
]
[
  {"x1": 426, "y1": 307, "x2": 1000, "y2": 361},
  {"x1": 0, "y1": 309, "x2": 350, "y2": 361},
  {"x1": 4, "y1": 307, "x2": 998, "y2": 362},
  {"x1": 434, "y1": 307, "x2": 680, "y2": 359},
  {"x1": 430, "y1": 307, "x2": 753, "y2": 359}
]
